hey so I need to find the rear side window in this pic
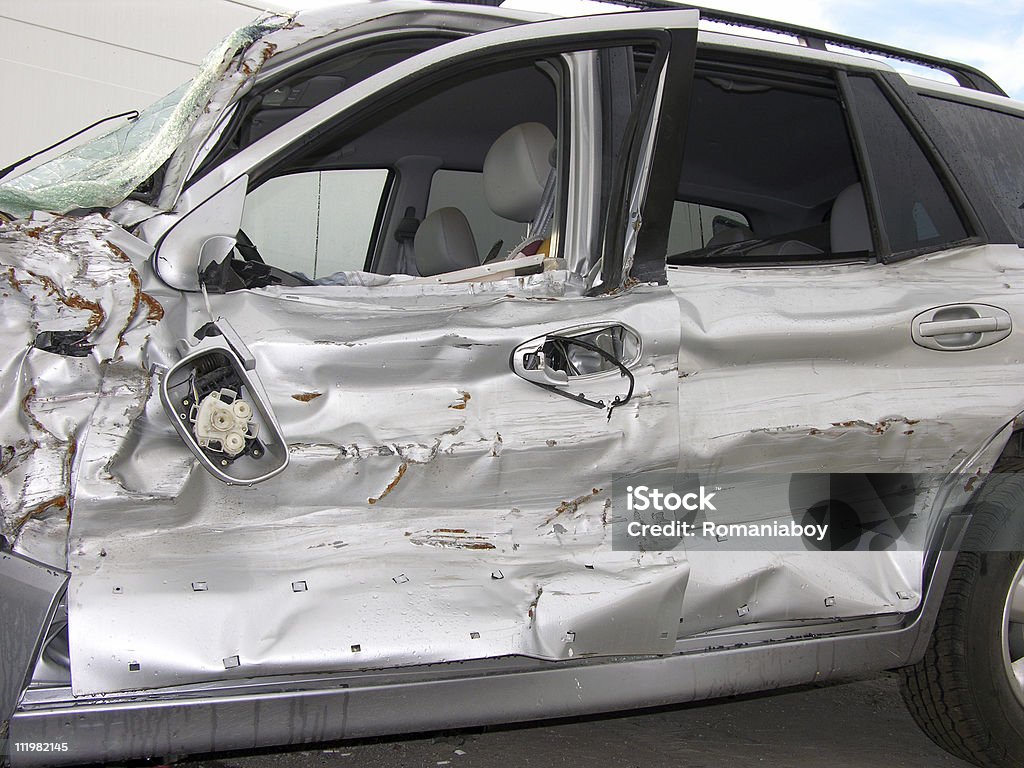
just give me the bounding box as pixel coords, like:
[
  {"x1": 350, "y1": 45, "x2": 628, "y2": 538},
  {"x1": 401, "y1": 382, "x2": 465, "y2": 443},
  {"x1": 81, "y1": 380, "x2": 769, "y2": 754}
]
[
  {"x1": 845, "y1": 76, "x2": 967, "y2": 255},
  {"x1": 923, "y1": 97, "x2": 1024, "y2": 244}
]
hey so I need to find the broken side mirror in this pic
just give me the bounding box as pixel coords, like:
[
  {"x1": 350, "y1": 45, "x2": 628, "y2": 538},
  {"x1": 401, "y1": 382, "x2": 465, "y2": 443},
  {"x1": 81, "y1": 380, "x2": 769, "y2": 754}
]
[
  {"x1": 158, "y1": 318, "x2": 288, "y2": 485},
  {"x1": 152, "y1": 176, "x2": 248, "y2": 291}
]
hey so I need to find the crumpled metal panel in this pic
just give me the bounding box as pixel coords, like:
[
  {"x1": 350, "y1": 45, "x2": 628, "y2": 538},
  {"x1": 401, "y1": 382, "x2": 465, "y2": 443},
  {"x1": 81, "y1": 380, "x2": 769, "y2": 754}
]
[
  {"x1": 65, "y1": 278, "x2": 687, "y2": 695},
  {"x1": 0, "y1": 214, "x2": 160, "y2": 568},
  {"x1": 0, "y1": 16, "x2": 291, "y2": 219},
  {"x1": 664, "y1": 244, "x2": 1024, "y2": 634}
]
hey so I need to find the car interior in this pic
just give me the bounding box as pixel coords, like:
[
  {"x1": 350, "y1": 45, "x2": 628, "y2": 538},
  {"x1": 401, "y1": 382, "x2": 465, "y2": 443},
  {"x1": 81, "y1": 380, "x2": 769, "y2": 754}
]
[
  {"x1": 666, "y1": 63, "x2": 873, "y2": 267},
  {"x1": 222, "y1": 57, "x2": 562, "y2": 290}
]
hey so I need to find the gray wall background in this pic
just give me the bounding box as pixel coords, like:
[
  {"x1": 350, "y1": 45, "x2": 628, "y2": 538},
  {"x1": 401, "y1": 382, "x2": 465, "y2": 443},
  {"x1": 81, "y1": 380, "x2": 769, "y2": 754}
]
[{"x1": 0, "y1": 0, "x2": 278, "y2": 171}]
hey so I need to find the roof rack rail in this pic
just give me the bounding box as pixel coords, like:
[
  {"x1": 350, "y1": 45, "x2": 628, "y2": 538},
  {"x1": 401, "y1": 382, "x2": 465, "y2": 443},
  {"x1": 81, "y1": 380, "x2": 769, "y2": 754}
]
[
  {"x1": 444, "y1": 0, "x2": 1005, "y2": 96},
  {"x1": 443, "y1": 0, "x2": 1005, "y2": 96},
  {"x1": 606, "y1": 0, "x2": 1006, "y2": 96}
]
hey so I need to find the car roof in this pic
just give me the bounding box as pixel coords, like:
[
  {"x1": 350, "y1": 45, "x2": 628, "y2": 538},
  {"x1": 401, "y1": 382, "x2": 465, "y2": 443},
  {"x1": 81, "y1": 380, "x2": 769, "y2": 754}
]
[{"x1": 265, "y1": 0, "x2": 1018, "y2": 111}]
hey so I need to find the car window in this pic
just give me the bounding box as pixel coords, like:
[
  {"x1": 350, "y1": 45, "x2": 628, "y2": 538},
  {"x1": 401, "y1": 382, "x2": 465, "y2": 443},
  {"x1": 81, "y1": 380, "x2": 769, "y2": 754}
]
[
  {"x1": 236, "y1": 55, "x2": 561, "y2": 283},
  {"x1": 667, "y1": 202, "x2": 749, "y2": 254},
  {"x1": 192, "y1": 38, "x2": 451, "y2": 184},
  {"x1": 922, "y1": 96, "x2": 1024, "y2": 244},
  {"x1": 667, "y1": 64, "x2": 864, "y2": 266},
  {"x1": 239, "y1": 169, "x2": 390, "y2": 278},
  {"x1": 427, "y1": 169, "x2": 529, "y2": 262},
  {"x1": 844, "y1": 76, "x2": 967, "y2": 256}
]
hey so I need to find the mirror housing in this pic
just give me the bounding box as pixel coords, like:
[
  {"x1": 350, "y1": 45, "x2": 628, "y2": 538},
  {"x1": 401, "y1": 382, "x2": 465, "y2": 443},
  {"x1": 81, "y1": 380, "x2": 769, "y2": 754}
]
[
  {"x1": 158, "y1": 318, "x2": 288, "y2": 485},
  {"x1": 152, "y1": 175, "x2": 248, "y2": 291}
]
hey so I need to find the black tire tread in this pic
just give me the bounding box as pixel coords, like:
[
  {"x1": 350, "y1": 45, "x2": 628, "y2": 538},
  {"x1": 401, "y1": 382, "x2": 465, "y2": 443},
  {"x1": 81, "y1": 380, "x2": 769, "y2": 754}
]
[{"x1": 900, "y1": 475, "x2": 1024, "y2": 767}]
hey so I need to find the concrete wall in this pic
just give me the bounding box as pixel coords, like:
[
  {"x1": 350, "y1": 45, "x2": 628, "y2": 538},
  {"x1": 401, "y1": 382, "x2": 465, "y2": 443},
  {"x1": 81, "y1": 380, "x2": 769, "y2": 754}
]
[{"x1": 0, "y1": 0, "x2": 276, "y2": 170}]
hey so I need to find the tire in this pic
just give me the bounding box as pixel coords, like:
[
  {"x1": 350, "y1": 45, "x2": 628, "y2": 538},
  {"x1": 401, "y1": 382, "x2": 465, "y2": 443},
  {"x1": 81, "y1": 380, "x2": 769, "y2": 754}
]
[{"x1": 901, "y1": 474, "x2": 1024, "y2": 767}]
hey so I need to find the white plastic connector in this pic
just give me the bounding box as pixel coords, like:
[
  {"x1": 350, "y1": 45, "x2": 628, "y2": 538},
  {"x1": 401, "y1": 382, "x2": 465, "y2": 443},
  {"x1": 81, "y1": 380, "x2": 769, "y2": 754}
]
[{"x1": 193, "y1": 388, "x2": 253, "y2": 457}]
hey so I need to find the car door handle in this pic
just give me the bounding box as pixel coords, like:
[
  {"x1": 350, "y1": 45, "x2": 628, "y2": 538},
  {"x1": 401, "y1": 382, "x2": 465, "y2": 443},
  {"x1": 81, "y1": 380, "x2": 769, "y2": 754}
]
[
  {"x1": 912, "y1": 304, "x2": 1012, "y2": 351},
  {"x1": 511, "y1": 339, "x2": 570, "y2": 386},
  {"x1": 918, "y1": 316, "x2": 1009, "y2": 337}
]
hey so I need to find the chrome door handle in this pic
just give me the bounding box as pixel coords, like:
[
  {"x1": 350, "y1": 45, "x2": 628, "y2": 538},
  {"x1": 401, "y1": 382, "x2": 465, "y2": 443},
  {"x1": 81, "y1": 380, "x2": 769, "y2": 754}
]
[
  {"x1": 511, "y1": 338, "x2": 570, "y2": 386},
  {"x1": 912, "y1": 304, "x2": 1012, "y2": 351}
]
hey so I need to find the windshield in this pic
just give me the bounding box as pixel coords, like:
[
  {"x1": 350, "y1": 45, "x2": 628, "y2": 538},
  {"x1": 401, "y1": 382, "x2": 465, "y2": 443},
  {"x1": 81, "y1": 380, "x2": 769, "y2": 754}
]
[{"x1": 0, "y1": 15, "x2": 290, "y2": 220}]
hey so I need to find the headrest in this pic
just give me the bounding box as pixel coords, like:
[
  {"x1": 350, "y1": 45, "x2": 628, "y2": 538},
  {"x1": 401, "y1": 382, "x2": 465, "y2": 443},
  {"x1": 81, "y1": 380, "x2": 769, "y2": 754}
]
[
  {"x1": 706, "y1": 224, "x2": 755, "y2": 249},
  {"x1": 483, "y1": 122, "x2": 556, "y2": 223},
  {"x1": 830, "y1": 182, "x2": 872, "y2": 253},
  {"x1": 415, "y1": 207, "x2": 479, "y2": 276}
]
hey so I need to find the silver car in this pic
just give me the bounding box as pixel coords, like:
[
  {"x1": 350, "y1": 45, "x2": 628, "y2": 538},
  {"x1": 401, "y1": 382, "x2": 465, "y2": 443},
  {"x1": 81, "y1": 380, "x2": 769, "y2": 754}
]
[{"x1": 2, "y1": 2, "x2": 1024, "y2": 766}]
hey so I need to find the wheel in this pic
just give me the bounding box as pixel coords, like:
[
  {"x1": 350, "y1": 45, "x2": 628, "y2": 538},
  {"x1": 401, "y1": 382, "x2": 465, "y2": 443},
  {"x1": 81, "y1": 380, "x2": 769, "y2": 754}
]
[{"x1": 901, "y1": 474, "x2": 1024, "y2": 767}]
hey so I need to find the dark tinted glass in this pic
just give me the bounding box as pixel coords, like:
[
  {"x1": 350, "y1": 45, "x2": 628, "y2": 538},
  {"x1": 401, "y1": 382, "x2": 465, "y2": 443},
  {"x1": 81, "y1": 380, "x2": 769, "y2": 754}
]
[
  {"x1": 847, "y1": 76, "x2": 967, "y2": 254},
  {"x1": 925, "y1": 96, "x2": 1024, "y2": 243}
]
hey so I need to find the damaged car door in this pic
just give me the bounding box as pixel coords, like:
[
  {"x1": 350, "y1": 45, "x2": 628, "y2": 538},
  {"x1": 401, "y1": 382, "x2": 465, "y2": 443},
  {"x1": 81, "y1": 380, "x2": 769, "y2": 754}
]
[
  {"x1": 64, "y1": 12, "x2": 700, "y2": 696},
  {"x1": 658, "y1": 55, "x2": 1024, "y2": 636}
]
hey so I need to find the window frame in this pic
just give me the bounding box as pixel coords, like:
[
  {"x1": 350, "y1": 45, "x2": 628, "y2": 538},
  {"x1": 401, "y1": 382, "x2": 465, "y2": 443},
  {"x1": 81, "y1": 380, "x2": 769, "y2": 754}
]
[
  {"x1": 245, "y1": 34, "x2": 676, "y2": 286},
  {"x1": 839, "y1": 70, "x2": 984, "y2": 263},
  {"x1": 655, "y1": 44, "x2": 987, "y2": 270},
  {"x1": 151, "y1": 10, "x2": 703, "y2": 292}
]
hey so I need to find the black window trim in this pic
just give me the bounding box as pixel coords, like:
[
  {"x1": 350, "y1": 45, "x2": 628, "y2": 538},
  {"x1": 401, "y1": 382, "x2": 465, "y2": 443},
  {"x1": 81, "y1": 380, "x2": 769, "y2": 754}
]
[
  {"x1": 626, "y1": 27, "x2": 698, "y2": 285},
  {"x1": 835, "y1": 69, "x2": 891, "y2": 261}
]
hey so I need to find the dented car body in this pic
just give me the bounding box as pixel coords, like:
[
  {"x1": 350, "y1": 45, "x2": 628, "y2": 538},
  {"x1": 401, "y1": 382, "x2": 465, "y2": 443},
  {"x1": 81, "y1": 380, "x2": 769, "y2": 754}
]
[{"x1": 4, "y1": 2, "x2": 1024, "y2": 765}]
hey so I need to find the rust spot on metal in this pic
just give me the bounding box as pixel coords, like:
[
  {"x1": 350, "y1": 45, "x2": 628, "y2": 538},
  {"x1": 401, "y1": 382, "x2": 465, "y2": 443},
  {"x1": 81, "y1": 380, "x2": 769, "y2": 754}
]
[
  {"x1": 544, "y1": 487, "x2": 603, "y2": 525},
  {"x1": 449, "y1": 391, "x2": 471, "y2": 410},
  {"x1": 139, "y1": 291, "x2": 164, "y2": 322},
  {"x1": 14, "y1": 494, "x2": 68, "y2": 531},
  {"x1": 827, "y1": 417, "x2": 920, "y2": 435},
  {"x1": 243, "y1": 42, "x2": 278, "y2": 74},
  {"x1": 31, "y1": 272, "x2": 106, "y2": 333},
  {"x1": 3, "y1": 266, "x2": 23, "y2": 291},
  {"x1": 368, "y1": 462, "x2": 407, "y2": 505},
  {"x1": 409, "y1": 528, "x2": 496, "y2": 550},
  {"x1": 21, "y1": 386, "x2": 49, "y2": 434},
  {"x1": 527, "y1": 586, "x2": 543, "y2": 622},
  {"x1": 112, "y1": 269, "x2": 144, "y2": 356},
  {"x1": 292, "y1": 392, "x2": 322, "y2": 402},
  {"x1": 103, "y1": 240, "x2": 131, "y2": 262}
]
